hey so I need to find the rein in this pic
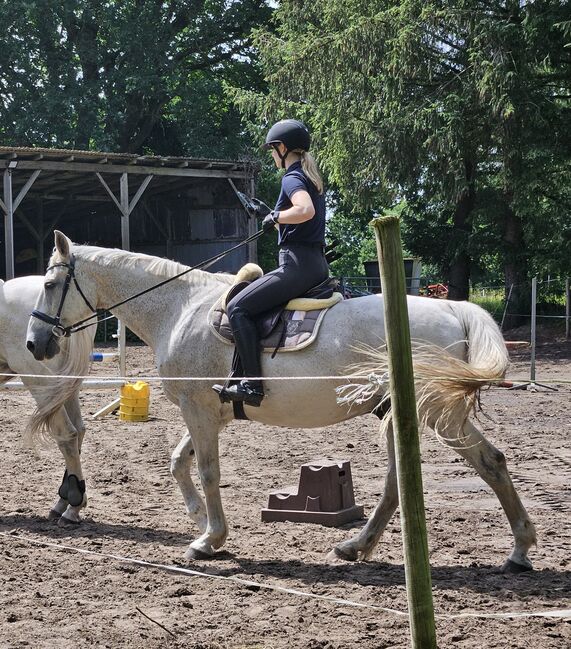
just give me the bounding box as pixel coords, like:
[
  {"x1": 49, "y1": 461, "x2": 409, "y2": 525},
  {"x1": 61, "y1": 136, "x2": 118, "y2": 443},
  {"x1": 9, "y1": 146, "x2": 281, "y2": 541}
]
[{"x1": 31, "y1": 228, "x2": 266, "y2": 337}]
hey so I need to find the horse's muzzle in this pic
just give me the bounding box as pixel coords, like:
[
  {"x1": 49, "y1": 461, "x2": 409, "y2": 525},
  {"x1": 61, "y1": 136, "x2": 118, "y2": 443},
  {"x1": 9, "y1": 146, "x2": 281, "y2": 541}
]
[{"x1": 26, "y1": 334, "x2": 60, "y2": 361}]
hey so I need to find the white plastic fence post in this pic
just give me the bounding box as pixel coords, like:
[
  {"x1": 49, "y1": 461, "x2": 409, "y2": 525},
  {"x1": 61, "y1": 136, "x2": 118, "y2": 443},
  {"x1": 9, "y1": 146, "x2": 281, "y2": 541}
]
[
  {"x1": 566, "y1": 278, "x2": 569, "y2": 340},
  {"x1": 530, "y1": 277, "x2": 537, "y2": 386}
]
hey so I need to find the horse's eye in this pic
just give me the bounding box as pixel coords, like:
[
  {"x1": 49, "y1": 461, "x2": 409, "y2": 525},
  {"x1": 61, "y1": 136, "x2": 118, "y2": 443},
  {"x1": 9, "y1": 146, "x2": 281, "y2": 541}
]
[{"x1": 44, "y1": 282, "x2": 56, "y2": 290}]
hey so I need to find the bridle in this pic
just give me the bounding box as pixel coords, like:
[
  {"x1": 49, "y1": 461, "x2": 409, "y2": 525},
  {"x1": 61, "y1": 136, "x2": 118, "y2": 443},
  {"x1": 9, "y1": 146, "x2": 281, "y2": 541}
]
[
  {"x1": 30, "y1": 255, "x2": 99, "y2": 338},
  {"x1": 30, "y1": 227, "x2": 267, "y2": 338}
]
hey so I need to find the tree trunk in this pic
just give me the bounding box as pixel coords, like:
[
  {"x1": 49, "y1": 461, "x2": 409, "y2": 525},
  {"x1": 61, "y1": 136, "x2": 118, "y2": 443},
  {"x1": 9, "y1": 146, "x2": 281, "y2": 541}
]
[
  {"x1": 71, "y1": 10, "x2": 101, "y2": 150},
  {"x1": 502, "y1": 199, "x2": 528, "y2": 330},
  {"x1": 447, "y1": 158, "x2": 475, "y2": 301}
]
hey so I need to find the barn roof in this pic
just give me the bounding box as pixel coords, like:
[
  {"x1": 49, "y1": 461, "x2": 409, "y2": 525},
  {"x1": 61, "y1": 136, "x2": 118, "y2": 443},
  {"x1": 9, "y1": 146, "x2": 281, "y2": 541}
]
[
  {"x1": 0, "y1": 145, "x2": 255, "y2": 173},
  {"x1": 0, "y1": 145, "x2": 258, "y2": 278},
  {"x1": 0, "y1": 145, "x2": 256, "y2": 202}
]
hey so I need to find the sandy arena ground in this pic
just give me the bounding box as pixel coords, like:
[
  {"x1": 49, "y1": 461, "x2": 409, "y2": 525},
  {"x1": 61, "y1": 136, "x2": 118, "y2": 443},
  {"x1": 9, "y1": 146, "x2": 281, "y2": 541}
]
[{"x1": 0, "y1": 328, "x2": 570, "y2": 648}]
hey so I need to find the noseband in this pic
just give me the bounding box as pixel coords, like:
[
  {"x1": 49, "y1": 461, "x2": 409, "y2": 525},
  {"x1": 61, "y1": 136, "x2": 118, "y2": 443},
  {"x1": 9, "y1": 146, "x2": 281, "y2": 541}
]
[{"x1": 30, "y1": 256, "x2": 97, "y2": 338}]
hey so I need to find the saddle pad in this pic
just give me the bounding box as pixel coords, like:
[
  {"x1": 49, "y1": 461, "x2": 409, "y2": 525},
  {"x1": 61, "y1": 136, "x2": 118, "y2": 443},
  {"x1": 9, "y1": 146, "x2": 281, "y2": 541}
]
[{"x1": 207, "y1": 293, "x2": 343, "y2": 353}]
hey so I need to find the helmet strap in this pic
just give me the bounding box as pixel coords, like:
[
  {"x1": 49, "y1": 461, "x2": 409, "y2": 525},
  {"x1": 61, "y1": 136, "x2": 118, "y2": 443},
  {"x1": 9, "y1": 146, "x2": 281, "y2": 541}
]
[{"x1": 272, "y1": 143, "x2": 288, "y2": 169}]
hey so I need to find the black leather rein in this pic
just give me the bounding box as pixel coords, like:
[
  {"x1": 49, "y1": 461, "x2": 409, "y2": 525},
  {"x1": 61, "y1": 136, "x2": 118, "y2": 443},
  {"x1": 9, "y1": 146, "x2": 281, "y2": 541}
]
[{"x1": 30, "y1": 228, "x2": 267, "y2": 337}]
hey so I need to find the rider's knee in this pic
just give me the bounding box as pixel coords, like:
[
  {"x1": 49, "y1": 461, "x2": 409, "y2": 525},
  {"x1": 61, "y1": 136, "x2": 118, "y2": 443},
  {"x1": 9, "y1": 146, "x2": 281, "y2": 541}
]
[{"x1": 227, "y1": 302, "x2": 251, "y2": 322}]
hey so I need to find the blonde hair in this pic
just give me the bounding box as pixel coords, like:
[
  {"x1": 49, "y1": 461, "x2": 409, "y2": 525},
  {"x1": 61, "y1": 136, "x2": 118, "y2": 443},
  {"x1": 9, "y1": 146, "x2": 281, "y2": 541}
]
[{"x1": 298, "y1": 150, "x2": 324, "y2": 194}]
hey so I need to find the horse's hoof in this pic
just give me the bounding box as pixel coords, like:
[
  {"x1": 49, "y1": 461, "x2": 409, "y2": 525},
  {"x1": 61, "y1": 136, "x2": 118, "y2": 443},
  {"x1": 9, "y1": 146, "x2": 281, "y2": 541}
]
[
  {"x1": 48, "y1": 509, "x2": 62, "y2": 522},
  {"x1": 184, "y1": 545, "x2": 214, "y2": 561},
  {"x1": 326, "y1": 545, "x2": 358, "y2": 563},
  {"x1": 501, "y1": 558, "x2": 533, "y2": 574},
  {"x1": 58, "y1": 515, "x2": 81, "y2": 527}
]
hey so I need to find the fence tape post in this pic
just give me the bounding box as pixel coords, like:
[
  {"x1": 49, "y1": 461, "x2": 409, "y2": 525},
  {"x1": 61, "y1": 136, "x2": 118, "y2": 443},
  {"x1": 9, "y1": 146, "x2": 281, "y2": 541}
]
[
  {"x1": 530, "y1": 277, "x2": 537, "y2": 385},
  {"x1": 371, "y1": 215, "x2": 437, "y2": 649},
  {"x1": 566, "y1": 277, "x2": 569, "y2": 340}
]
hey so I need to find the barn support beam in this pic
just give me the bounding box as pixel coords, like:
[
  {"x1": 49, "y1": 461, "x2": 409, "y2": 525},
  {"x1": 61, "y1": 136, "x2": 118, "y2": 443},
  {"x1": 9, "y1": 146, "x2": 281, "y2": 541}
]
[
  {"x1": 95, "y1": 172, "x2": 154, "y2": 379},
  {"x1": 1, "y1": 168, "x2": 41, "y2": 278},
  {"x1": 2, "y1": 170, "x2": 15, "y2": 279},
  {"x1": 37, "y1": 200, "x2": 44, "y2": 273},
  {"x1": 248, "y1": 176, "x2": 258, "y2": 264},
  {"x1": 16, "y1": 159, "x2": 249, "y2": 179}
]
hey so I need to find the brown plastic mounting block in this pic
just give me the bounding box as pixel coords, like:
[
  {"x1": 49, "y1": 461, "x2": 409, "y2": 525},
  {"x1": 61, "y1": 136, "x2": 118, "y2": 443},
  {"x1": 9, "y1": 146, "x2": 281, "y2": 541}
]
[{"x1": 261, "y1": 460, "x2": 364, "y2": 527}]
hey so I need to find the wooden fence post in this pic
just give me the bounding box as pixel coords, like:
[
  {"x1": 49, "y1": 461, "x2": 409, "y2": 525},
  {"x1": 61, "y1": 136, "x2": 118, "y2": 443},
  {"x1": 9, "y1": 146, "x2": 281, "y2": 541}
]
[{"x1": 371, "y1": 215, "x2": 437, "y2": 649}]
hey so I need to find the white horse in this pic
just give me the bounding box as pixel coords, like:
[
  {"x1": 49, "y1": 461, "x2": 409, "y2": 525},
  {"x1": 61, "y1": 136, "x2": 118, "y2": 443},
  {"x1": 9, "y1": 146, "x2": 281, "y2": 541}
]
[
  {"x1": 1, "y1": 275, "x2": 93, "y2": 524},
  {"x1": 26, "y1": 231, "x2": 536, "y2": 572}
]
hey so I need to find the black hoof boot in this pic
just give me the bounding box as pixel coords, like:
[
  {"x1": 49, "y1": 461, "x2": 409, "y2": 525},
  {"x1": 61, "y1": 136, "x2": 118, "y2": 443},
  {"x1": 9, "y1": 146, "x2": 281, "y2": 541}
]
[{"x1": 214, "y1": 381, "x2": 264, "y2": 407}]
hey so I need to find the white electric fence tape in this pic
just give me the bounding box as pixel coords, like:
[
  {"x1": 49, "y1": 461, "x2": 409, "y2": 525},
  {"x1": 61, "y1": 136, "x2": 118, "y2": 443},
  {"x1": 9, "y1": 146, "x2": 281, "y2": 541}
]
[{"x1": 0, "y1": 532, "x2": 569, "y2": 621}]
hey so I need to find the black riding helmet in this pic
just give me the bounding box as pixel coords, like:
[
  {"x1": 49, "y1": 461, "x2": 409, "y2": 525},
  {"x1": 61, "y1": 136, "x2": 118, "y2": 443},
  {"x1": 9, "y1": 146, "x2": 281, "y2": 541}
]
[{"x1": 262, "y1": 119, "x2": 310, "y2": 168}]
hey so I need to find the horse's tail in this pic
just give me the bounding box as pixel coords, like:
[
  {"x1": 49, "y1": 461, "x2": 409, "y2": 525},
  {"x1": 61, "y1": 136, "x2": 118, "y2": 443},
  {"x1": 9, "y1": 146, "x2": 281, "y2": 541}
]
[
  {"x1": 412, "y1": 301, "x2": 509, "y2": 440},
  {"x1": 24, "y1": 327, "x2": 94, "y2": 447},
  {"x1": 339, "y1": 301, "x2": 509, "y2": 441},
  {"x1": 448, "y1": 300, "x2": 509, "y2": 378}
]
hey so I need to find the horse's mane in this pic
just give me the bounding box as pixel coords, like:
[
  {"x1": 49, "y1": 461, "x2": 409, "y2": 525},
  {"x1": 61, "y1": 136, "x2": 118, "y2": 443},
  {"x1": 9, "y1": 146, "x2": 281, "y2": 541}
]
[{"x1": 70, "y1": 245, "x2": 236, "y2": 287}]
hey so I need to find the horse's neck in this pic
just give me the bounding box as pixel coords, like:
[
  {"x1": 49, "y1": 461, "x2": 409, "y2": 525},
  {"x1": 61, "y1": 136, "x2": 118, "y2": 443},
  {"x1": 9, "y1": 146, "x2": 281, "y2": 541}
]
[{"x1": 78, "y1": 249, "x2": 227, "y2": 349}]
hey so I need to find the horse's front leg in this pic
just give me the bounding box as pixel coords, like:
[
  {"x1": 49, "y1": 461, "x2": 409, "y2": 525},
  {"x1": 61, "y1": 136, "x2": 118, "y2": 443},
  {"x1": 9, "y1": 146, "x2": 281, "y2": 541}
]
[
  {"x1": 328, "y1": 421, "x2": 398, "y2": 562},
  {"x1": 170, "y1": 432, "x2": 207, "y2": 534},
  {"x1": 53, "y1": 395, "x2": 88, "y2": 525},
  {"x1": 48, "y1": 405, "x2": 87, "y2": 526},
  {"x1": 179, "y1": 406, "x2": 227, "y2": 560},
  {"x1": 25, "y1": 380, "x2": 87, "y2": 525}
]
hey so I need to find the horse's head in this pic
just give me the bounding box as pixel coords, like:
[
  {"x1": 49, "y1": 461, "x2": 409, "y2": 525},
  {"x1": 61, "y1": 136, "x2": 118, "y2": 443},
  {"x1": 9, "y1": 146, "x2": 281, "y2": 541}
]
[{"x1": 26, "y1": 231, "x2": 96, "y2": 360}]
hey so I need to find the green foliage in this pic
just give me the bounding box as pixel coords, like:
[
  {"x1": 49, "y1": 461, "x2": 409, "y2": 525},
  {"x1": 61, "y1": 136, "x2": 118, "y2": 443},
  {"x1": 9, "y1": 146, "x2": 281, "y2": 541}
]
[
  {"x1": 233, "y1": 0, "x2": 571, "y2": 296},
  {"x1": 0, "y1": 0, "x2": 272, "y2": 155},
  {"x1": 253, "y1": 163, "x2": 282, "y2": 271}
]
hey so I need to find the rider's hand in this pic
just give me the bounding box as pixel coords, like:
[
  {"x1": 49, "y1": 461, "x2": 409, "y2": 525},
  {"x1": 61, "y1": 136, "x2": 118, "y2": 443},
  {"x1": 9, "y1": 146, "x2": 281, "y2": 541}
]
[
  {"x1": 250, "y1": 197, "x2": 272, "y2": 218},
  {"x1": 262, "y1": 212, "x2": 280, "y2": 232}
]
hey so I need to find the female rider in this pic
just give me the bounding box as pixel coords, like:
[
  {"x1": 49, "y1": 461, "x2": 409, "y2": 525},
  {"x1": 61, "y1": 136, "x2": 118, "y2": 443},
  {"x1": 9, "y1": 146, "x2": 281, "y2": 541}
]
[{"x1": 217, "y1": 119, "x2": 329, "y2": 407}]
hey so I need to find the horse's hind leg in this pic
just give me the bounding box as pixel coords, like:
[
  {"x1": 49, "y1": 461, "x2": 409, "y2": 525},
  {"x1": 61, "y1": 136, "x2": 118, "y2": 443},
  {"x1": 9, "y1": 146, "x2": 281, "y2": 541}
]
[
  {"x1": 444, "y1": 419, "x2": 536, "y2": 572},
  {"x1": 170, "y1": 432, "x2": 208, "y2": 534},
  {"x1": 175, "y1": 404, "x2": 228, "y2": 560},
  {"x1": 328, "y1": 422, "x2": 398, "y2": 562}
]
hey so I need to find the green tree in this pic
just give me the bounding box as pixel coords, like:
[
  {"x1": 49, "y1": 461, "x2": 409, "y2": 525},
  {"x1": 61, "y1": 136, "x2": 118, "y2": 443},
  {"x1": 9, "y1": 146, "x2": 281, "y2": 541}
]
[
  {"x1": 234, "y1": 0, "x2": 571, "y2": 310},
  {"x1": 0, "y1": 0, "x2": 272, "y2": 156}
]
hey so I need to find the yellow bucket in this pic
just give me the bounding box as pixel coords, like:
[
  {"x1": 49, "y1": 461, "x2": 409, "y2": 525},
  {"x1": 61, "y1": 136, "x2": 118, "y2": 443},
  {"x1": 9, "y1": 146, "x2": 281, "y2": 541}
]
[{"x1": 119, "y1": 381, "x2": 150, "y2": 422}]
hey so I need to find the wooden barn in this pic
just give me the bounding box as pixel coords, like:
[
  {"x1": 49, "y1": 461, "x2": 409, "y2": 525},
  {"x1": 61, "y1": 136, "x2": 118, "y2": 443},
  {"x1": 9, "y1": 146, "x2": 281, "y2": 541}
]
[{"x1": 0, "y1": 147, "x2": 259, "y2": 279}]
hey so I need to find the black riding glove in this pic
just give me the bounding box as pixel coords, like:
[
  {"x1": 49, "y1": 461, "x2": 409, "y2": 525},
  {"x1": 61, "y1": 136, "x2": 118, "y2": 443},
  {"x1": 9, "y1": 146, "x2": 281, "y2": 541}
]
[
  {"x1": 262, "y1": 212, "x2": 280, "y2": 232},
  {"x1": 249, "y1": 197, "x2": 272, "y2": 218}
]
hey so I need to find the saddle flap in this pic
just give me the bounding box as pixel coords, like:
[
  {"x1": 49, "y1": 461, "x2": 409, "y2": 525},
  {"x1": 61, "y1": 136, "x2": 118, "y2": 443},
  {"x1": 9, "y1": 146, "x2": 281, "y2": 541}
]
[
  {"x1": 224, "y1": 280, "x2": 251, "y2": 308},
  {"x1": 256, "y1": 304, "x2": 287, "y2": 339}
]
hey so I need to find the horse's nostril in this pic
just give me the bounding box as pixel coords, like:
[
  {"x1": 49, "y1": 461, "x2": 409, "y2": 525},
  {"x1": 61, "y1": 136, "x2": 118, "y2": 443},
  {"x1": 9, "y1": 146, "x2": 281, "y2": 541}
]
[{"x1": 26, "y1": 340, "x2": 35, "y2": 353}]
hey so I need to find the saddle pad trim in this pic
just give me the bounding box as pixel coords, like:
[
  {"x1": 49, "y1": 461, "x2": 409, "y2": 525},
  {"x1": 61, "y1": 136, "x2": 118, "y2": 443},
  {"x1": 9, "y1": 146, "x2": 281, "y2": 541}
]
[
  {"x1": 285, "y1": 292, "x2": 343, "y2": 311},
  {"x1": 218, "y1": 289, "x2": 343, "y2": 314}
]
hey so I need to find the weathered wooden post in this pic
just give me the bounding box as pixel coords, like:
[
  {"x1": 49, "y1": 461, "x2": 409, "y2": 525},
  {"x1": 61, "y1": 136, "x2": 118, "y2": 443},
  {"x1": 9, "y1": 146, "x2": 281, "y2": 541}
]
[{"x1": 371, "y1": 215, "x2": 437, "y2": 649}]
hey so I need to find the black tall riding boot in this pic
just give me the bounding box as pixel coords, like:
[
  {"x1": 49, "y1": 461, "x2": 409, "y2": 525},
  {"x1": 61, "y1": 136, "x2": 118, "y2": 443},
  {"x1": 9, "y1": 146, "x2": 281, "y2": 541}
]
[{"x1": 217, "y1": 308, "x2": 264, "y2": 406}]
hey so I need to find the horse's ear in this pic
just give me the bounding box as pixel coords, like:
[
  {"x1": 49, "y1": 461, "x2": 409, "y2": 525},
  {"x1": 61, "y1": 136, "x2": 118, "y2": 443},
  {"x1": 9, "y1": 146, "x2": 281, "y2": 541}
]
[{"x1": 54, "y1": 231, "x2": 71, "y2": 258}]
